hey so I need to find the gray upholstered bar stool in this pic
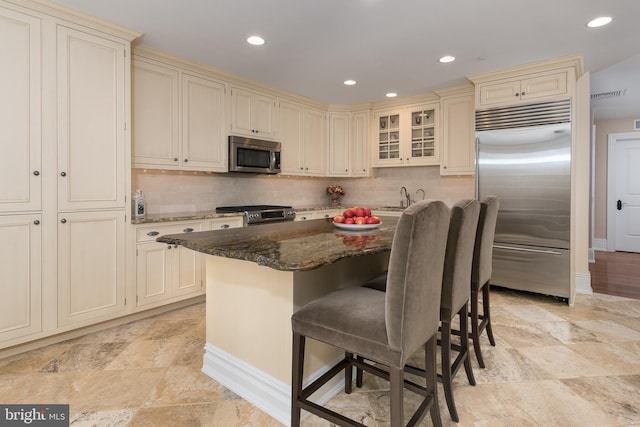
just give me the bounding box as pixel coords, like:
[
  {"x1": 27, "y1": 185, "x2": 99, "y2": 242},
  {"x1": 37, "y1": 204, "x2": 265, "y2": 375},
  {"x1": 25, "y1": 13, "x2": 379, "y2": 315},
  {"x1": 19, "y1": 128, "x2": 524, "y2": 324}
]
[
  {"x1": 469, "y1": 196, "x2": 499, "y2": 368},
  {"x1": 358, "y1": 198, "x2": 480, "y2": 423},
  {"x1": 291, "y1": 200, "x2": 450, "y2": 427}
]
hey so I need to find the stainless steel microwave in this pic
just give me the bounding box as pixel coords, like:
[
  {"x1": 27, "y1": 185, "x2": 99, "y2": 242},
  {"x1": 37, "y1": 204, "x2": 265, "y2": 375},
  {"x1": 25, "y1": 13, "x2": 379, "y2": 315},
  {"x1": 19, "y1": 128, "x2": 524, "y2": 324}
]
[{"x1": 228, "y1": 135, "x2": 281, "y2": 174}]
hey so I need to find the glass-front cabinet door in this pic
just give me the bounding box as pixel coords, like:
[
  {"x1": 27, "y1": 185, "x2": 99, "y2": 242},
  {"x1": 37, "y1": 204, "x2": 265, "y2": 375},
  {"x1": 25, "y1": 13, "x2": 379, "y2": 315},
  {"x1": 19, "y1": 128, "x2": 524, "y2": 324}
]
[
  {"x1": 372, "y1": 103, "x2": 439, "y2": 167},
  {"x1": 374, "y1": 110, "x2": 401, "y2": 166},
  {"x1": 409, "y1": 106, "x2": 436, "y2": 161}
]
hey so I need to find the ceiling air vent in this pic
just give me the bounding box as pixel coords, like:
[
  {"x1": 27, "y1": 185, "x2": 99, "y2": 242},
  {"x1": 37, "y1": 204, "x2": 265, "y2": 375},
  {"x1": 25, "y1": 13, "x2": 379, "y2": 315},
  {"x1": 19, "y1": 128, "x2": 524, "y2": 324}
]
[{"x1": 590, "y1": 89, "x2": 626, "y2": 101}]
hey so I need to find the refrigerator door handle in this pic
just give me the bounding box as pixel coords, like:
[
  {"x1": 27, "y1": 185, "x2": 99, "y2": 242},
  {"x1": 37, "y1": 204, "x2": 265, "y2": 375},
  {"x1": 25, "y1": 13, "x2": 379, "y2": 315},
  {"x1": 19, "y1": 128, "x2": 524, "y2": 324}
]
[{"x1": 494, "y1": 244, "x2": 563, "y2": 256}]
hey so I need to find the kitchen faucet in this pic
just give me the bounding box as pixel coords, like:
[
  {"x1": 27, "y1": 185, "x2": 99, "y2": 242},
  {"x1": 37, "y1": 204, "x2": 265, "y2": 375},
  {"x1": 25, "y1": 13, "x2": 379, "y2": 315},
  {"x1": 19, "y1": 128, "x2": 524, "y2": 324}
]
[
  {"x1": 416, "y1": 188, "x2": 425, "y2": 201},
  {"x1": 400, "y1": 186, "x2": 410, "y2": 207}
]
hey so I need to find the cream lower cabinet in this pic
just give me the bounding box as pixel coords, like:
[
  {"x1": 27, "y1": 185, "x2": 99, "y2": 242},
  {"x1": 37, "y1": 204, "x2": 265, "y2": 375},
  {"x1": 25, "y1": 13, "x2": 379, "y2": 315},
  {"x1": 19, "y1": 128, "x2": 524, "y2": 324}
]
[
  {"x1": 135, "y1": 222, "x2": 204, "y2": 308},
  {"x1": 57, "y1": 211, "x2": 126, "y2": 328},
  {"x1": 0, "y1": 214, "x2": 42, "y2": 345}
]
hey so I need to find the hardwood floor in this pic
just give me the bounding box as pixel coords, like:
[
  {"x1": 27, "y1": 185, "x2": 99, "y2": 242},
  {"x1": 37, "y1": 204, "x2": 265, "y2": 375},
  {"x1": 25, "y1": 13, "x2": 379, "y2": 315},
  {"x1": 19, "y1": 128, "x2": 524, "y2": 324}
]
[{"x1": 590, "y1": 250, "x2": 640, "y2": 300}]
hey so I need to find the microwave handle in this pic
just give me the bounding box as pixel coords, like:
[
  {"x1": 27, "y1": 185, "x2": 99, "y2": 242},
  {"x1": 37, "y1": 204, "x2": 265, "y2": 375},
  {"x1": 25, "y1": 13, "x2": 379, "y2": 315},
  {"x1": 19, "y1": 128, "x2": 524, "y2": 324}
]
[{"x1": 271, "y1": 151, "x2": 277, "y2": 170}]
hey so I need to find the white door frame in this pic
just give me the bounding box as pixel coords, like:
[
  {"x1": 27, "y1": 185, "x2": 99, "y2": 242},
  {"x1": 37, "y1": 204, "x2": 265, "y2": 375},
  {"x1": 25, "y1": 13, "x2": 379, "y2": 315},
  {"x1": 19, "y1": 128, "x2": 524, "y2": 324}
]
[{"x1": 607, "y1": 131, "x2": 640, "y2": 251}]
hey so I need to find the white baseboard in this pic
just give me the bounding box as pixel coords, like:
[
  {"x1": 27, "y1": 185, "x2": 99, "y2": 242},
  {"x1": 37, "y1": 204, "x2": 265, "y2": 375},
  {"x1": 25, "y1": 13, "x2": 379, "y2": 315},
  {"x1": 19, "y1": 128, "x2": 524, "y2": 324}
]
[
  {"x1": 593, "y1": 238, "x2": 608, "y2": 252},
  {"x1": 575, "y1": 271, "x2": 592, "y2": 295},
  {"x1": 202, "y1": 343, "x2": 345, "y2": 427}
]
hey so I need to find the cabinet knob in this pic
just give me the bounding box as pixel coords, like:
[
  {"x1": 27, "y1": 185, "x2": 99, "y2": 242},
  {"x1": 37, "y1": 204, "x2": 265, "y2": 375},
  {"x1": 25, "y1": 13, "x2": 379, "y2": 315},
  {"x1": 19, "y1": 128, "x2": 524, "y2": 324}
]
[
  {"x1": 147, "y1": 231, "x2": 160, "y2": 236},
  {"x1": 167, "y1": 245, "x2": 172, "y2": 249},
  {"x1": 184, "y1": 159, "x2": 188, "y2": 163},
  {"x1": 220, "y1": 224, "x2": 230, "y2": 229},
  {"x1": 173, "y1": 157, "x2": 178, "y2": 162},
  {"x1": 60, "y1": 218, "x2": 67, "y2": 223},
  {"x1": 443, "y1": 165, "x2": 447, "y2": 169},
  {"x1": 515, "y1": 93, "x2": 520, "y2": 97},
  {"x1": 174, "y1": 244, "x2": 178, "y2": 248},
  {"x1": 183, "y1": 228, "x2": 194, "y2": 232},
  {"x1": 34, "y1": 220, "x2": 40, "y2": 225},
  {"x1": 33, "y1": 171, "x2": 40, "y2": 176},
  {"x1": 521, "y1": 92, "x2": 526, "y2": 96},
  {"x1": 60, "y1": 171, "x2": 66, "y2": 177},
  {"x1": 345, "y1": 169, "x2": 348, "y2": 172}
]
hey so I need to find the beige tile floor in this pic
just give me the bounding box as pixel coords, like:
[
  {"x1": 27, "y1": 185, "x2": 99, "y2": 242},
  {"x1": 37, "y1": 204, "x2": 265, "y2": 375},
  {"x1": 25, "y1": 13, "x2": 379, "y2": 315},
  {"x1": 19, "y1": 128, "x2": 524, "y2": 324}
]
[{"x1": 0, "y1": 288, "x2": 639, "y2": 426}]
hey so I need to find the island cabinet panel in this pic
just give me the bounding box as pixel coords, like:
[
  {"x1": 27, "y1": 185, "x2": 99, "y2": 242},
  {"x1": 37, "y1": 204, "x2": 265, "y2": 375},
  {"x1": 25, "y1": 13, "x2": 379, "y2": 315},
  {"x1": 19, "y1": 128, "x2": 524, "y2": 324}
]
[
  {"x1": 57, "y1": 210, "x2": 126, "y2": 327},
  {"x1": 132, "y1": 56, "x2": 228, "y2": 172},
  {"x1": 0, "y1": 214, "x2": 42, "y2": 344},
  {"x1": 0, "y1": 6, "x2": 41, "y2": 213},
  {"x1": 56, "y1": 26, "x2": 126, "y2": 211}
]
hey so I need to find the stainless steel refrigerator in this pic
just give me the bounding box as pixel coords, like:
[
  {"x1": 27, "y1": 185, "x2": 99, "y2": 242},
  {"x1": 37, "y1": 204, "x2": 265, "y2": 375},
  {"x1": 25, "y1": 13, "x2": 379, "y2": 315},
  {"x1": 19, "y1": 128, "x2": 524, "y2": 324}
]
[{"x1": 475, "y1": 99, "x2": 571, "y2": 300}]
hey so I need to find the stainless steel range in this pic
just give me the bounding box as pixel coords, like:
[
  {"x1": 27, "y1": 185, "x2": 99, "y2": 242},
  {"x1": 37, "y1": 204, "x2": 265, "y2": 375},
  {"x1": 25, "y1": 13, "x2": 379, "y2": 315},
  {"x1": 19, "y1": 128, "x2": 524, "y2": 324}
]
[{"x1": 215, "y1": 205, "x2": 296, "y2": 225}]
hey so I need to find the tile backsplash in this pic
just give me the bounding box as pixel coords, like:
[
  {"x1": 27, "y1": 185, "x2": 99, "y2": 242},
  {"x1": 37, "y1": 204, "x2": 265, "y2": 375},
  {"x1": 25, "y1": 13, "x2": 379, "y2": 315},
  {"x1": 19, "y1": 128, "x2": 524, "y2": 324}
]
[{"x1": 132, "y1": 167, "x2": 474, "y2": 214}]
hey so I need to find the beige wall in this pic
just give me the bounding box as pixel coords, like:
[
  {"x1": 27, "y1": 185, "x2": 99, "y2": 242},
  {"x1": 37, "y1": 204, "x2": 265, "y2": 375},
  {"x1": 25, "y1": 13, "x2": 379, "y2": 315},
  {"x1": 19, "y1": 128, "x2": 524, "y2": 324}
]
[
  {"x1": 593, "y1": 117, "x2": 638, "y2": 240},
  {"x1": 132, "y1": 166, "x2": 474, "y2": 214}
]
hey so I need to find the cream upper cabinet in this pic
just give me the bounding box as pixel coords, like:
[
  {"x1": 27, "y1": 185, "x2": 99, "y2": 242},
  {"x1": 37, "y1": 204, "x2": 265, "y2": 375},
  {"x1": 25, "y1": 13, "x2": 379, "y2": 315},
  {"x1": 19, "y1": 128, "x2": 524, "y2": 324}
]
[
  {"x1": 0, "y1": 6, "x2": 41, "y2": 213},
  {"x1": 132, "y1": 58, "x2": 180, "y2": 168},
  {"x1": 351, "y1": 111, "x2": 370, "y2": 177},
  {"x1": 440, "y1": 93, "x2": 475, "y2": 176},
  {"x1": 181, "y1": 73, "x2": 227, "y2": 171},
  {"x1": 328, "y1": 111, "x2": 369, "y2": 177},
  {"x1": 278, "y1": 100, "x2": 327, "y2": 176},
  {"x1": 230, "y1": 86, "x2": 276, "y2": 139},
  {"x1": 0, "y1": 214, "x2": 42, "y2": 345},
  {"x1": 328, "y1": 113, "x2": 350, "y2": 176},
  {"x1": 132, "y1": 57, "x2": 228, "y2": 172},
  {"x1": 476, "y1": 69, "x2": 569, "y2": 107},
  {"x1": 302, "y1": 107, "x2": 327, "y2": 175},
  {"x1": 57, "y1": 210, "x2": 126, "y2": 328},
  {"x1": 373, "y1": 103, "x2": 439, "y2": 167},
  {"x1": 56, "y1": 25, "x2": 126, "y2": 211}
]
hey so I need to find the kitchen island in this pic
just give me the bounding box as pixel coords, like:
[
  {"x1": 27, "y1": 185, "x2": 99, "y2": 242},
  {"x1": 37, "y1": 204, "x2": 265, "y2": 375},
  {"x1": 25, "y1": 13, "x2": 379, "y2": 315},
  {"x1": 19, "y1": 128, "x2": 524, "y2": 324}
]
[{"x1": 158, "y1": 216, "x2": 398, "y2": 425}]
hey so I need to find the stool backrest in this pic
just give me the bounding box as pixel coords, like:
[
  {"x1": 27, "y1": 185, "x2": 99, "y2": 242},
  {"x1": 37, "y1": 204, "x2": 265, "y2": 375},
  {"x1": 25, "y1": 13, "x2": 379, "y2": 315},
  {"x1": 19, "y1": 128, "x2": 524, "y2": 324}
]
[
  {"x1": 385, "y1": 200, "x2": 450, "y2": 362},
  {"x1": 472, "y1": 196, "x2": 499, "y2": 288},
  {"x1": 440, "y1": 199, "x2": 480, "y2": 320}
]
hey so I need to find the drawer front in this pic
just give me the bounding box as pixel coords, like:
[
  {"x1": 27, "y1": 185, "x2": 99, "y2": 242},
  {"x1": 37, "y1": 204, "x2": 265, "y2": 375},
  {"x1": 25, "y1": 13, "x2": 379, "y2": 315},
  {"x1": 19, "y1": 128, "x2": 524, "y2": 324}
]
[
  {"x1": 207, "y1": 216, "x2": 244, "y2": 230},
  {"x1": 136, "y1": 222, "x2": 203, "y2": 242}
]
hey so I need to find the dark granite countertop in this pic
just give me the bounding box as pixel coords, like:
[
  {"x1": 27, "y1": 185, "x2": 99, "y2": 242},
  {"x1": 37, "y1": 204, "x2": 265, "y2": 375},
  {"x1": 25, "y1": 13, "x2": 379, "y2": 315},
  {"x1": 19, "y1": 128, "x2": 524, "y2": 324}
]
[
  {"x1": 131, "y1": 211, "x2": 244, "y2": 225},
  {"x1": 157, "y1": 216, "x2": 399, "y2": 272}
]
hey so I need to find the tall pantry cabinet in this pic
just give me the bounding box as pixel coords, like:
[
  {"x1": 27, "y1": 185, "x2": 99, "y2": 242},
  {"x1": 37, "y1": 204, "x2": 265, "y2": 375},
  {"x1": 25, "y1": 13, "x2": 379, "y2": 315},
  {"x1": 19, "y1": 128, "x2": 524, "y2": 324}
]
[{"x1": 0, "y1": 0, "x2": 139, "y2": 348}]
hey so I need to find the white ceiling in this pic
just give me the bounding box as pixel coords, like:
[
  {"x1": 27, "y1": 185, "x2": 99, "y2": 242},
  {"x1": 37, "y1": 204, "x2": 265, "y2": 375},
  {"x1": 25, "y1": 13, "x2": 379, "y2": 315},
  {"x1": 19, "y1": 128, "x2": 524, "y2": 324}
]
[{"x1": 54, "y1": 0, "x2": 640, "y2": 121}]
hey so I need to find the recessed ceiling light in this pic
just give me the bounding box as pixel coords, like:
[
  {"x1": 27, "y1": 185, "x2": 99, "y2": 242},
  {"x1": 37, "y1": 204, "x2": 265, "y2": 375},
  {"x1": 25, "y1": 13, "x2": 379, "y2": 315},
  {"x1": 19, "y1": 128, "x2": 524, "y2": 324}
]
[
  {"x1": 247, "y1": 35, "x2": 265, "y2": 46},
  {"x1": 587, "y1": 16, "x2": 612, "y2": 28},
  {"x1": 439, "y1": 55, "x2": 456, "y2": 63},
  {"x1": 344, "y1": 80, "x2": 357, "y2": 86},
  {"x1": 386, "y1": 92, "x2": 397, "y2": 98}
]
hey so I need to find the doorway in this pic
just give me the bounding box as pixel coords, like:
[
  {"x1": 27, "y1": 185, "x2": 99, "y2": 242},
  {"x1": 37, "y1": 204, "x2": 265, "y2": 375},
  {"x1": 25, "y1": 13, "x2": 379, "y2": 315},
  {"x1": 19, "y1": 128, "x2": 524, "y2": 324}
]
[{"x1": 607, "y1": 131, "x2": 640, "y2": 253}]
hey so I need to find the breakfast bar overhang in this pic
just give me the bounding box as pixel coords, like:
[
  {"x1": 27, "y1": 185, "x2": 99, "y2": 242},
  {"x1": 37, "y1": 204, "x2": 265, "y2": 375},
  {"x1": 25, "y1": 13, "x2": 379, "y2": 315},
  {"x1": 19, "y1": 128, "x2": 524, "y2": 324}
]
[{"x1": 158, "y1": 217, "x2": 398, "y2": 425}]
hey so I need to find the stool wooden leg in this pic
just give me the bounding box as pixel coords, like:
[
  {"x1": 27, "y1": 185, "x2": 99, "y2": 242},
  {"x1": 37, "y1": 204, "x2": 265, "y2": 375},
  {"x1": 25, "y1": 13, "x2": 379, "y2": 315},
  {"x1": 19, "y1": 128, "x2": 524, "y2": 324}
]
[
  {"x1": 470, "y1": 288, "x2": 486, "y2": 368},
  {"x1": 425, "y1": 336, "x2": 443, "y2": 427},
  {"x1": 291, "y1": 332, "x2": 305, "y2": 427},
  {"x1": 460, "y1": 304, "x2": 476, "y2": 387},
  {"x1": 440, "y1": 321, "x2": 458, "y2": 422},
  {"x1": 483, "y1": 283, "x2": 496, "y2": 346},
  {"x1": 389, "y1": 365, "x2": 404, "y2": 427}
]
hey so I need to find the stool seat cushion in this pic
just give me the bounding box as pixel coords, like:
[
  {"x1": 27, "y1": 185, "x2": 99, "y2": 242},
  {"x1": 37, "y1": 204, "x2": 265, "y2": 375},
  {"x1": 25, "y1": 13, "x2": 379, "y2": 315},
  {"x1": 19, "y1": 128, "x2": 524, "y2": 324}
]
[{"x1": 292, "y1": 286, "x2": 402, "y2": 366}]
